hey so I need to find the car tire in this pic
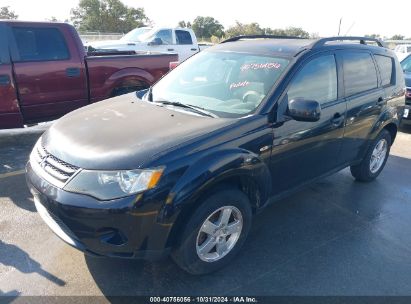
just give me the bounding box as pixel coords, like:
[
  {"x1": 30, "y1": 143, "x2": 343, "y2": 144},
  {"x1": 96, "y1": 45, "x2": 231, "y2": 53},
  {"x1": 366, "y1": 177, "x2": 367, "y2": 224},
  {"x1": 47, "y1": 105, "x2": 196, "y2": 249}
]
[
  {"x1": 350, "y1": 129, "x2": 392, "y2": 182},
  {"x1": 171, "y1": 188, "x2": 252, "y2": 275}
]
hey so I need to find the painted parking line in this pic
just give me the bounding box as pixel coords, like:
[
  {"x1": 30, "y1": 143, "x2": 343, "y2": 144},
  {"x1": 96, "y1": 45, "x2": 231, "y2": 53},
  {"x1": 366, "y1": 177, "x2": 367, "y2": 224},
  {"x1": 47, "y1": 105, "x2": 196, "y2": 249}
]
[{"x1": 0, "y1": 169, "x2": 26, "y2": 179}]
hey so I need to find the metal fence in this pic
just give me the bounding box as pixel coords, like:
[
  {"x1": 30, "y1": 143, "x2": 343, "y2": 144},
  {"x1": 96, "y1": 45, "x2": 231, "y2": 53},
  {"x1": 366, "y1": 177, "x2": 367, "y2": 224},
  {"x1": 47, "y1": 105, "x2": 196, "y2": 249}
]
[{"x1": 79, "y1": 31, "x2": 124, "y2": 42}]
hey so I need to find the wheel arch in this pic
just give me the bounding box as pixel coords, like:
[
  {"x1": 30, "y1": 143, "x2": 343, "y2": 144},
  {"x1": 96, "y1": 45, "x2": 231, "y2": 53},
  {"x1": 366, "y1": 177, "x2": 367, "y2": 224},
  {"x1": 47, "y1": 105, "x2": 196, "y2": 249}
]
[
  {"x1": 382, "y1": 122, "x2": 397, "y2": 145},
  {"x1": 162, "y1": 149, "x2": 271, "y2": 248}
]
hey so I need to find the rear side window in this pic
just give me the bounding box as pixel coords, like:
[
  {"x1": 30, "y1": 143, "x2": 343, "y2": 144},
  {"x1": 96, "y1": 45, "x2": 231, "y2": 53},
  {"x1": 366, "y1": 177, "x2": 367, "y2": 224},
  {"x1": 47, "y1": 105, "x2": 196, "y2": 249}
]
[
  {"x1": 288, "y1": 55, "x2": 338, "y2": 104},
  {"x1": 155, "y1": 29, "x2": 172, "y2": 45},
  {"x1": 375, "y1": 55, "x2": 394, "y2": 87},
  {"x1": 176, "y1": 30, "x2": 193, "y2": 45},
  {"x1": 12, "y1": 27, "x2": 69, "y2": 62},
  {"x1": 342, "y1": 52, "x2": 378, "y2": 96}
]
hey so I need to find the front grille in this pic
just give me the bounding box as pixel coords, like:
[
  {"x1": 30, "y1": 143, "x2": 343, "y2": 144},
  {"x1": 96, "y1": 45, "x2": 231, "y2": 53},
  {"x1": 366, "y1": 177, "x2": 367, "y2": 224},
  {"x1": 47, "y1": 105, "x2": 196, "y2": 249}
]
[{"x1": 31, "y1": 140, "x2": 80, "y2": 187}]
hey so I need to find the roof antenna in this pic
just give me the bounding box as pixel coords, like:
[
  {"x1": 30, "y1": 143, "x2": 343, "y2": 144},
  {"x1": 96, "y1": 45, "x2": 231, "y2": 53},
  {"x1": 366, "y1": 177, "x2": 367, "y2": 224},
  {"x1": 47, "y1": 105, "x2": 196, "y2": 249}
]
[
  {"x1": 338, "y1": 18, "x2": 342, "y2": 36},
  {"x1": 344, "y1": 22, "x2": 356, "y2": 36}
]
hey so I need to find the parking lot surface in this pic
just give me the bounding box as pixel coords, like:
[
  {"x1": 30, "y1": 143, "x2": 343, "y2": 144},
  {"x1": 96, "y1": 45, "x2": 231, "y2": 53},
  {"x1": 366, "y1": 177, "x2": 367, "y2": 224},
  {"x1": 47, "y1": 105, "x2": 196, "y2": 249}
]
[{"x1": 1, "y1": 124, "x2": 411, "y2": 296}]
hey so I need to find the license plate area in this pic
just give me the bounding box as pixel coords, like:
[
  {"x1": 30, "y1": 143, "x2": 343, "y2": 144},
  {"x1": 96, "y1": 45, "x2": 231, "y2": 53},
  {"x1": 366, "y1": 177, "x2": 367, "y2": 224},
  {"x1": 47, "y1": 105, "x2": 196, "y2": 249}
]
[{"x1": 404, "y1": 108, "x2": 409, "y2": 118}]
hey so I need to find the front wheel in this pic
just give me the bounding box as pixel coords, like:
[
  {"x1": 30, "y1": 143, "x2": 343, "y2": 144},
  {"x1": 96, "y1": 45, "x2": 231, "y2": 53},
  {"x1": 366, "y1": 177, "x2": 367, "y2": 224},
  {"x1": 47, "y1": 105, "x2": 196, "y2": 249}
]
[
  {"x1": 171, "y1": 188, "x2": 252, "y2": 275},
  {"x1": 350, "y1": 129, "x2": 392, "y2": 182}
]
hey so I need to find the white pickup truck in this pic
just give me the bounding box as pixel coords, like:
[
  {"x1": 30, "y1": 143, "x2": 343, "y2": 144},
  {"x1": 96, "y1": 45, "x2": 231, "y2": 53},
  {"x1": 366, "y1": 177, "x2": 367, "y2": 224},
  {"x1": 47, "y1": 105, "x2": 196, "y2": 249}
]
[{"x1": 88, "y1": 27, "x2": 201, "y2": 61}]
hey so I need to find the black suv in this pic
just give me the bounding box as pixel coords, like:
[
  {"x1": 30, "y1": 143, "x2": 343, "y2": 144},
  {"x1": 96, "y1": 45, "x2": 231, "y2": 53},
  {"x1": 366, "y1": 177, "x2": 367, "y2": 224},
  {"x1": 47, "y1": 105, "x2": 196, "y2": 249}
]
[{"x1": 26, "y1": 36, "x2": 405, "y2": 275}]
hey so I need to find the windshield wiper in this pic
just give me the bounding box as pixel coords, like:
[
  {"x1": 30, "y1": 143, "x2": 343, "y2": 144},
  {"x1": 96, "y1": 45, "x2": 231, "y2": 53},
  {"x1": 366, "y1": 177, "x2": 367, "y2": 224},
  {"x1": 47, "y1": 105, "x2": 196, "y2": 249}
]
[{"x1": 154, "y1": 100, "x2": 218, "y2": 118}]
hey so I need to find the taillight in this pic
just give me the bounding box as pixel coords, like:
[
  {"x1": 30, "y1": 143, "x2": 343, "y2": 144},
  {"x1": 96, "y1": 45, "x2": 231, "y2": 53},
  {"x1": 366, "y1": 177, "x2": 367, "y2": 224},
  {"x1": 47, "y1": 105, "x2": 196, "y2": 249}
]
[{"x1": 169, "y1": 61, "x2": 179, "y2": 70}]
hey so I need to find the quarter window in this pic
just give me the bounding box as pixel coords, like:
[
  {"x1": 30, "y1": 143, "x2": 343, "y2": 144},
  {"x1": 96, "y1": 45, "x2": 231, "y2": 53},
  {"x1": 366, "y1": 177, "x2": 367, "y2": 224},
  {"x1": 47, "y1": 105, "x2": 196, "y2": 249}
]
[
  {"x1": 288, "y1": 55, "x2": 338, "y2": 104},
  {"x1": 375, "y1": 55, "x2": 394, "y2": 87},
  {"x1": 12, "y1": 27, "x2": 69, "y2": 62},
  {"x1": 342, "y1": 52, "x2": 378, "y2": 96},
  {"x1": 176, "y1": 30, "x2": 193, "y2": 45}
]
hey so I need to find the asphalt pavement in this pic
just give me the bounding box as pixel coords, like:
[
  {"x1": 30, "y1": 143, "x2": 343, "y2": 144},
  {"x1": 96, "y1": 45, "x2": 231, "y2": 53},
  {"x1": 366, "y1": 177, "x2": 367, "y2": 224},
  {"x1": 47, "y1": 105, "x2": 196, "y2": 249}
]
[{"x1": 1, "y1": 123, "x2": 411, "y2": 296}]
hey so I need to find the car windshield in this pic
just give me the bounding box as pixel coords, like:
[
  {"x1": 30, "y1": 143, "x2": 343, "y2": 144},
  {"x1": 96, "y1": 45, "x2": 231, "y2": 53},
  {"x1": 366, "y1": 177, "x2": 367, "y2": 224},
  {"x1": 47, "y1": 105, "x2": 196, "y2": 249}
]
[
  {"x1": 120, "y1": 27, "x2": 151, "y2": 42},
  {"x1": 402, "y1": 55, "x2": 411, "y2": 73},
  {"x1": 150, "y1": 50, "x2": 290, "y2": 118}
]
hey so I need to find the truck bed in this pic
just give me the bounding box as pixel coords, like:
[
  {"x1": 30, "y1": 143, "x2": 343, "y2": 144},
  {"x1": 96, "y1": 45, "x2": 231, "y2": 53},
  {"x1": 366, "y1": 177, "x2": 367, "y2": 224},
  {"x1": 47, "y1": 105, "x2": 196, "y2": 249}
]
[{"x1": 85, "y1": 52, "x2": 178, "y2": 102}]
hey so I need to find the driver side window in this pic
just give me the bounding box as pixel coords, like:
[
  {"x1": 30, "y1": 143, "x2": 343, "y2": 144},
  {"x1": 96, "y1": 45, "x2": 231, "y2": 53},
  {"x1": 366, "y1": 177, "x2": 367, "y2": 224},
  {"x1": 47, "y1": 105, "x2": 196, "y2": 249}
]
[
  {"x1": 288, "y1": 55, "x2": 338, "y2": 104},
  {"x1": 401, "y1": 55, "x2": 411, "y2": 72}
]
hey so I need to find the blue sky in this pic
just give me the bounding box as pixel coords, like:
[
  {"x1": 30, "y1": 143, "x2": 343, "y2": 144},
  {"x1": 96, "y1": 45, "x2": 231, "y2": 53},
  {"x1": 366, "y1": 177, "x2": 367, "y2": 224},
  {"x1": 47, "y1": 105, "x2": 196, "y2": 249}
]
[{"x1": 1, "y1": 0, "x2": 410, "y2": 38}]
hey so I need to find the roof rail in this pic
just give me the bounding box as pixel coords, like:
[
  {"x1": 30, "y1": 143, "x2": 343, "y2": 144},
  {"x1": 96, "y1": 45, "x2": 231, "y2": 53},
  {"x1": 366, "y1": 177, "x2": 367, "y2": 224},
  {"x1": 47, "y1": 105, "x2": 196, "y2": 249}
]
[
  {"x1": 310, "y1": 36, "x2": 387, "y2": 48},
  {"x1": 221, "y1": 35, "x2": 306, "y2": 43}
]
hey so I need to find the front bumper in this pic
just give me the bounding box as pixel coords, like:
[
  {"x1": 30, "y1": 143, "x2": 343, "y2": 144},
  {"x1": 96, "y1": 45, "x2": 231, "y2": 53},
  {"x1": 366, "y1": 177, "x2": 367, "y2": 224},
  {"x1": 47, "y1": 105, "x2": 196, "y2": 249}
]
[{"x1": 26, "y1": 161, "x2": 172, "y2": 260}]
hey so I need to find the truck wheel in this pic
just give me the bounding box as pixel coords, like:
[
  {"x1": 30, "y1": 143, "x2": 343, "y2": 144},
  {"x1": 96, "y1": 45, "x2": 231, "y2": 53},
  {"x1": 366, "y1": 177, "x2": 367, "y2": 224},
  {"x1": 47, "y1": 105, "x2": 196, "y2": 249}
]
[
  {"x1": 171, "y1": 188, "x2": 252, "y2": 275},
  {"x1": 350, "y1": 129, "x2": 391, "y2": 182}
]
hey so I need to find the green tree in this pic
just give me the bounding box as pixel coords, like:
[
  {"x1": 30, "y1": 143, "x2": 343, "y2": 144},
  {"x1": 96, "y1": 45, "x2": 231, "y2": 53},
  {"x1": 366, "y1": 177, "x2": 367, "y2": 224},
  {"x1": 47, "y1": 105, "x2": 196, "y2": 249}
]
[
  {"x1": 265, "y1": 26, "x2": 310, "y2": 38},
  {"x1": 225, "y1": 21, "x2": 264, "y2": 38},
  {"x1": 47, "y1": 16, "x2": 58, "y2": 22},
  {"x1": 0, "y1": 6, "x2": 18, "y2": 19},
  {"x1": 391, "y1": 34, "x2": 404, "y2": 40},
  {"x1": 192, "y1": 16, "x2": 224, "y2": 39},
  {"x1": 70, "y1": 0, "x2": 149, "y2": 33},
  {"x1": 365, "y1": 34, "x2": 381, "y2": 39},
  {"x1": 178, "y1": 20, "x2": 191, "y2": 28}
]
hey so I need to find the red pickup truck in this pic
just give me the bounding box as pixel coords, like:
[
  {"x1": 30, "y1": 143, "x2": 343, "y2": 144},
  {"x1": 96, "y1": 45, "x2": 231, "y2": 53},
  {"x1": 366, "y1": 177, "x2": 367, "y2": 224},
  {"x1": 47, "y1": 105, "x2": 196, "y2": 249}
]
[{"x1": 0, "y1": 21, "x2": 178, "y2": 129}]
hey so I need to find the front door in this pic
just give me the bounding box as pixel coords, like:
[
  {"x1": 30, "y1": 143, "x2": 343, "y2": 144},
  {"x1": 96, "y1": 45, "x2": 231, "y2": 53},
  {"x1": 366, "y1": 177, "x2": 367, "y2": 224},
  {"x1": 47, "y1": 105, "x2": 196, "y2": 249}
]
[
  {"x1": 270, "y1": 53, "x2": 347, "y2": 195},
  {"x1": 8, "y1": 23, "x2": 88, "y2": 122}
]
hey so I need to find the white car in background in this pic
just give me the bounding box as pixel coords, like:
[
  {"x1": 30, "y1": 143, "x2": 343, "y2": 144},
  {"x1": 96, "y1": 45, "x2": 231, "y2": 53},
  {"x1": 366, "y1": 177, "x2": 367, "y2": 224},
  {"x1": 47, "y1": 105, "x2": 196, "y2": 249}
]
[
  {"x1": 394, "y1": 44, "x2": 411, "y2": 61},
  {"x1": 88, "y1": 27, "x2": 201, "y2": 61}
]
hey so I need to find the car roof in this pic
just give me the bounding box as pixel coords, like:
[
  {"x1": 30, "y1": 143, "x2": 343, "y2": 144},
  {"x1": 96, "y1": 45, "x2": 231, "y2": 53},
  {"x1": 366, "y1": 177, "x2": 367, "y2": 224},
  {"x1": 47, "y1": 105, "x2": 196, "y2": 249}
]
[
  {"x1": 210, "y1": 39, "x2": 315, "y2": 57},
  {"x1": 209, "y1": 36, "x2": 390, "y2": 58}
]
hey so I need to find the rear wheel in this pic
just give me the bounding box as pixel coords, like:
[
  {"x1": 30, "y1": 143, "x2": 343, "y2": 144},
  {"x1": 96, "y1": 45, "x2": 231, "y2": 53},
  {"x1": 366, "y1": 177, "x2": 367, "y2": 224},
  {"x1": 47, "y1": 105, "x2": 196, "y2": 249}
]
[
  {"x1": 171, "y1": 188, "x2": 252, "y2": 275},
  {"x1": 350, "y1": 129, "x2": 391, "y2": 182}
]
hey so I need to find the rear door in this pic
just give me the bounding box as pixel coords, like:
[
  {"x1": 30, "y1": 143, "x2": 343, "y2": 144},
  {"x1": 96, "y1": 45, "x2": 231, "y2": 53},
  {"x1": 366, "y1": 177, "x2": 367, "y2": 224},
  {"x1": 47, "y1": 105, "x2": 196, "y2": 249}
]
[
  {"x1": 0, "y1": 23, "x2": 23, "y2": 128},
  {"x1": 8, "y1": 23, "x2": 88, "y2": 122},
  {"x1": 337, "y1": 50, "x2": 384, "y2": 164},
  {"x1": 174, "y1": 29, "x2": 198, "y2": 61}
]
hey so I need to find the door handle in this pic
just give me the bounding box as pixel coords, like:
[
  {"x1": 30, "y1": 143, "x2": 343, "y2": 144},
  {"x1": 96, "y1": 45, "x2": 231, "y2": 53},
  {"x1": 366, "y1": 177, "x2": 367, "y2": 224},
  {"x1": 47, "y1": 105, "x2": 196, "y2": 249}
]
[
  {"x1": 377, "y1": 97, "x2": 386, "y2": 105},
  {"x1": 65, "y1": 67, "x2": 81, "y2": 77},
  {"x1": 167, "y1": 48, "x2": 175, "y2": 51},
  {"x1": 331, "y1": 112, "x2": 344, "y2": 126},
  {"x1": 191, "y1": 48, "x2": 198, "y2": 51},
  {"x1": 0, "y1": 74, "x2": 11, "y2": 86}
]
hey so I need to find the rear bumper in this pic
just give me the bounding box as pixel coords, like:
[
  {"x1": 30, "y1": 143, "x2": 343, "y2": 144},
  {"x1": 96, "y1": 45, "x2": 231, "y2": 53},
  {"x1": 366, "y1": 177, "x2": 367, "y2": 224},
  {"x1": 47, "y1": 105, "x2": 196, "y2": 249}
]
[
  {"x1": 406, "y1": 88, "x2": 411, "y2": 102},
  {"x1": 26, "y1": 161, "x2": 172, "y2": 260},
  {"x1": 401, "y1": 105, "x2": 411, "y2": 125}
]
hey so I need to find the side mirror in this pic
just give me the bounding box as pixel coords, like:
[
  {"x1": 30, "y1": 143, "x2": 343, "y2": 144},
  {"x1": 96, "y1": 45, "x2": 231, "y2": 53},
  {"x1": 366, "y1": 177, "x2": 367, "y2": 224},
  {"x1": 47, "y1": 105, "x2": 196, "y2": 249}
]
[
  {"x1": 148, "y1": 38, "x2": 162, "y2": 46},
  {"x1": 287, "y1": 98, "x2": 321, "y2": 122}
]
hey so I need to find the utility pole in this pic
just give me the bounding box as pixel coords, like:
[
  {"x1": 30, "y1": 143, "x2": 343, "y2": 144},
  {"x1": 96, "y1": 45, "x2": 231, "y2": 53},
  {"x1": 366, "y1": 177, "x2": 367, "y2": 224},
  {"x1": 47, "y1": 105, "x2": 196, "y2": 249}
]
[{"x1": 338, "y1": 18, "x2": 342, "y2": 36}]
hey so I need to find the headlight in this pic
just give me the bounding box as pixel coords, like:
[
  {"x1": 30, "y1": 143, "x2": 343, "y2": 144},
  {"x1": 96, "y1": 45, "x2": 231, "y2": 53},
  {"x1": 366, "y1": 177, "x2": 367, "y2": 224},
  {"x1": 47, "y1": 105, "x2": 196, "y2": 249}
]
[{"x1": 64, "y1": 168, "x2": 164, "y2": 200}]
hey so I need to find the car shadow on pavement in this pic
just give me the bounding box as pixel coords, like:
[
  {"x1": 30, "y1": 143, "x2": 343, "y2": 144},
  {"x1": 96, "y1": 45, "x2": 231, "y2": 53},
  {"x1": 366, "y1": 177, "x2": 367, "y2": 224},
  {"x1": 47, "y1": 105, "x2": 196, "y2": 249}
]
[
  {"x1": 0, "y1": 240, "x2": 66, "y2": 287},
  {"x1": 1, "y1": 174, "x2": 36, "y2": 212}
]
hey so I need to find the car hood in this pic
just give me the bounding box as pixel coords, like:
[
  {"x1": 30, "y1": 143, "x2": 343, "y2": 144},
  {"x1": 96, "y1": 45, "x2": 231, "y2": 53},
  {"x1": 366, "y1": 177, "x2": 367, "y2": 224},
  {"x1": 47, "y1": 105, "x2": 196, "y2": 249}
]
[
  {"x1": 404, "y1": 72, "x2": 411, "y2": 87},
  {"x1": 42, "y1": 94, "x2": 233, "y2": 170}
]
